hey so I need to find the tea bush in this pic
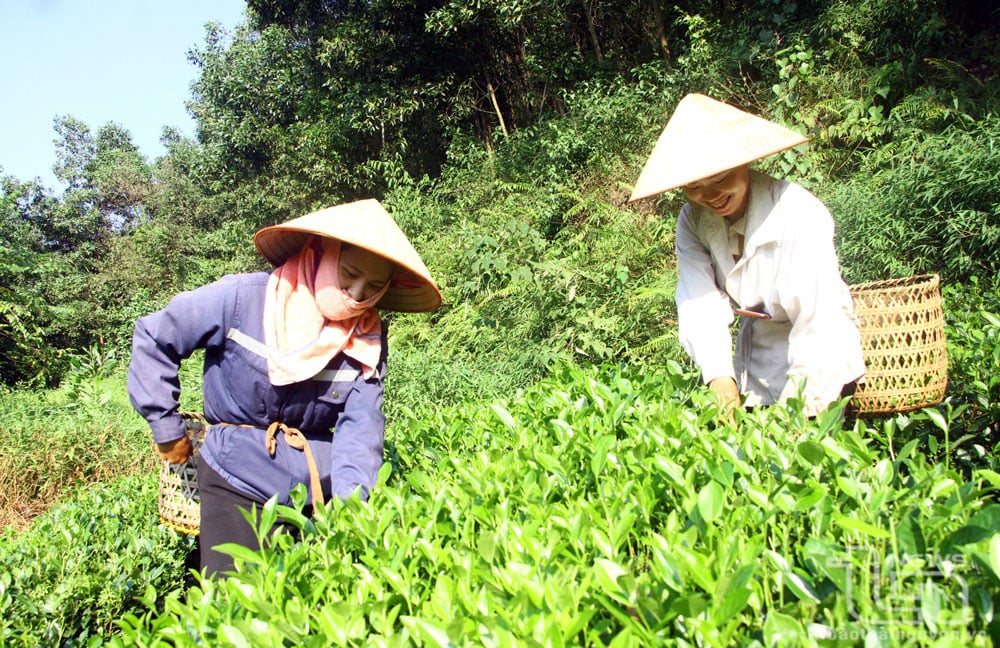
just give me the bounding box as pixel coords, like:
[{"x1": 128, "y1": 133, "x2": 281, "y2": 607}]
[
  {"x1": 941, "y1": 276, "x2": 1000, "y2": 469},
  {"x1": 4, "y1": 282, "x2": 999, "y2": 645},
  {"x1": 0, "y1": 474, "x2": 195, "y2": 647},
  {"x1": 115, "y1": 363, "x2": 999, "y2": 646}
]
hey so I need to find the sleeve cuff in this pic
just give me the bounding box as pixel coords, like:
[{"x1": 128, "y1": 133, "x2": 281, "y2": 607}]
[
  {"x1": 699, "y1": 356, "x2": 736, "y2": 386},
  {"x1": 147, "y1": 417, "x2": 187, "y2": 445}
]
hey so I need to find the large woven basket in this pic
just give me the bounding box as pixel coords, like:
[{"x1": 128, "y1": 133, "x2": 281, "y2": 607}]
[
  {"x1": 848, "y1": 274, "x2": 948, "y2": 417},
  {"x1": 157, "y1": 412, "x2": 205, "y2": 535}
]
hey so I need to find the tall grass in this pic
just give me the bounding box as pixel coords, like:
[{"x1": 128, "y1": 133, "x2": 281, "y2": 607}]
[
  {"x1": 0, "y1": 366, "x2": 153, "y2": 531},
  {"x1": 0, "y1": 345, "x2": 205, "y2": 532}
]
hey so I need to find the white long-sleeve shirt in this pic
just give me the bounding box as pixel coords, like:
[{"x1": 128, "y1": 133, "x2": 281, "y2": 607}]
[{"x1": 675, "y1": 171, "x2": 865, "y2": 416}]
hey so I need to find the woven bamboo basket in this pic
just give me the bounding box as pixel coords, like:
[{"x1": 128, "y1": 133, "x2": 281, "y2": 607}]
[
  {"x1": 848, "y1": 274, "x2": 948, "y2": 417},
  {"x1": 157, "y1": 412, "x2": 205, "y2": 535}
]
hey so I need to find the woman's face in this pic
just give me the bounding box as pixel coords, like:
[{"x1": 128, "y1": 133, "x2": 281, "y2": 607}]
[
  {"x1": 681, "y1": 164, "x2": 751, "y2": 220},
  {"x1": 337, "y1": 244, "x2": 396, "y2": 302}
]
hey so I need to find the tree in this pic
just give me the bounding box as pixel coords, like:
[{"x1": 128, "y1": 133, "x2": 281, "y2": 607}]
[
  {"x1": 91, "y1": 123, "x2": 153, "y2": 224},
  {"x1": 43, "y1": 116, "x2": 154, "y2": 252},
  {"x1": 52, "y1": 115, "x2": 96, "y2": 190},
  {"x1": 0, "y1": 175, "x2": 63, "y2": 384}
]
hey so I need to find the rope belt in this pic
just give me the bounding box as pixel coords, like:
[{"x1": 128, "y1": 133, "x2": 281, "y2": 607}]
[
  {"x1": 266, "y1": 422, "x2": 325, "y2": 506},
  {"x1": 217, "y1": 420, "x2": 325, "y2": 506}
]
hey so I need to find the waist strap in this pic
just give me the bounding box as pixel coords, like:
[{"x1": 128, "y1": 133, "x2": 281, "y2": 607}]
[{"x1": 216, "y1": 420, "x2": 324, "y2": 506}]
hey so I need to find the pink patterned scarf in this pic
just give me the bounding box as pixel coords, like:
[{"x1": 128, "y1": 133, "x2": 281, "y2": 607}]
[{"x1": 263, "y1": 238, "x2": 388, "y2": 385}]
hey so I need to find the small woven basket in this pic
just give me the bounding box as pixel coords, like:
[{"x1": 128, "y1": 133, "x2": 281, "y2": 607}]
[
  {"x1": 157, "y1": 412, "x2": 205, "y2": 535},
  {"x1": 848, "y1": 274, "x2": 948, "y2": 417}
]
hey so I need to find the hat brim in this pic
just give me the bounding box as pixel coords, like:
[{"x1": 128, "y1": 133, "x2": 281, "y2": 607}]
[
  {"x1": 629, "y1": 93, "x2": 809, "y2": 202},
  {"x1": 254, "y1": 200, "x2": 443, "y2": 313}
]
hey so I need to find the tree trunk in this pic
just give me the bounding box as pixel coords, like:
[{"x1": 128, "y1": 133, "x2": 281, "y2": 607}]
[
  {"x1": 581, "y1": 1, "x2": 604, "y2": 62},
  {"x1": 486, "y1": 77, "x2": 509, "y2": 140},
  {"x1": 651, "y1": 0, "x2": 670, "y2": 61}
]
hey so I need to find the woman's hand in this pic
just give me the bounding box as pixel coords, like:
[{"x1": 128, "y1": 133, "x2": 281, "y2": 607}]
[
  {"x1": 708, "y1": 376, "x2": 740, "y2": 425},
  {"x1": 156, "y1": 435, "x2": 193, "y2": 464}
]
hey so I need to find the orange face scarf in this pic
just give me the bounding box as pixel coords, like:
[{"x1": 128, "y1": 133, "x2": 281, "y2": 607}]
[{"x1": 263, "y1": 238, "x2": 389, "y2": 386}]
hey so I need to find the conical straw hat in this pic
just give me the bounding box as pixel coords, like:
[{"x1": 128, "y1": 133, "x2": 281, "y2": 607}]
[
  {"x1": 629, "y1": 93, "x2": 808, "y2": 202},
  {"x1": 254, "y1": 199, "x2": 442, "y2": 312}
]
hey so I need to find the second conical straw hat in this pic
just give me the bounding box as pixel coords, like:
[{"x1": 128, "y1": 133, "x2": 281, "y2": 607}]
[
  {"x1": 629, "y1": 93, "x2": 808, "y2": 202},
  {"x1": 254, "y1": 199, "x2": 442, "y2": 313}
]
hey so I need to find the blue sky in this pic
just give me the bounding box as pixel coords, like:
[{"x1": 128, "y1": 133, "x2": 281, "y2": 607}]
[{"x1": 0, "y1": 0, "x2": 246, "y2": 189}]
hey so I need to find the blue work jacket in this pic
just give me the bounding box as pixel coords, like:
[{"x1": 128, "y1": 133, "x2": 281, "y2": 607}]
[{"x1": 127, "y1": 272, "x2": 387, "y2": 505}]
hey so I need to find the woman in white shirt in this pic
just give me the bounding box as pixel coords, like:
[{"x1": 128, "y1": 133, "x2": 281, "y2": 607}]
[{"x1": 630, "y1": 93, "x2": 865, "y2": 420}]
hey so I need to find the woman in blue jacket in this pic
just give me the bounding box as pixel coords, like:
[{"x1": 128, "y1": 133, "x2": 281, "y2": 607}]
[{"x1": 128, "y1": 199, "x2": 441, "y2": 576}]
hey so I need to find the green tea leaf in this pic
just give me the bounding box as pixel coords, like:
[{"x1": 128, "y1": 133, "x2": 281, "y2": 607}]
[
  {"x1": 783, "y1": 570, "x2": 820, "y2": 603},
  {"x1": 668, "y1": 595, "x2": 709, "y2": 619},
  {"x1": 219, "y1": 624, "x2": 251, "y2": 648},
  {"x1": 974, "y1": 469, "x2": 1000, "y2": 488},
  {"x1": 820, "y1": 437, "x2": 851, "y2": 462},
  {"x1": 401, "y1": 616, "x2": 454, "y2": 647},
  {"x1": 895, "y1": 511, "x2": 927, "y2": 557},
  {"x1": 792, "y1": 483, "x2": 827, "y2": 512},
  {"x1": 797, "y1": 440, "x2": 826, "y2": 465},
  {"x1": 591, "y1": 434, "x2": 615, "y2": 477},
  {"x1": 763, "y1": 612, "x2": 805, "y2": 646},
  {"x1": 477, "y1": 530, "x2": 497, "y2": 563},
  {"x1": 920, "y1": 581, "x2": 946, "y2": 634},
  {"x1": 259, "y1": 496, "x2": 278, "y2": 536},
  {"x1": 924, "y1": 407, "x2": 949, "y2": 434},
  {"x1": 611, "y1": 510, "x2": 637, "y2": 550},
  {"x1": 989, "y1": 534, "x2": 1000, "y2": 580},
  {"x1": 490, "y1": 403, "x2": 517, "y2": 430},
  {"x1": 744, "y1": 483, "x2": 770, "y2": 509},
  {"x1": 697, "y1": 481, "x2": 724, "y2": 524},
  {"x1": 215, "y1": 542, "x2": 265, "y2": 566},
  {"x1": 713, "y1": 565, "x2": 754, "y2": 623},
  {"x1": 707, "y1": 460, "x2": 735, "y2": 488},
  {"x1": 765, "y1": 549, "x2": 789, "y2": 571},
  {"x1": 649, "y1": 534, "x2": 685, "y2": 592},
  {"x1": 594, "y1": 558, "x2": 629, "y2": 597},
  {"x1": 592, "y1": 527, "x2": 614, "y2": 557},
  {"x1": 895, "y1": 438, "x2": 920, "y2": 465},
  {"x1": 929, "y1": 477, "x2": 957, "y2": 499},
  {"x1": 941, "y1": 525, "x2": 994, "y2": 554},
  {"x1": 872, "y1": 459, "x2": 894, "y2": 486},
  {"x1": 802, "y1": 539, "x2": 849, "y2": 592},
  {"x1": 833, "y1": 514, "x2": 890, "y2": 539}
]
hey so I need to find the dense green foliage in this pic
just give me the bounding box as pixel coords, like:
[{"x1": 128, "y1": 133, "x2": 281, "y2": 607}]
[
  {"x1": 0, "y1": 475, "x2": 194, "y2": 646},
  {"x1": 1, "y1": 0, "x2": 998, "y2": 390},
  {"x1": 0, "y1": 0, "x2": 998, "y2": 645},
  {"x1": 941, "y1": 277, "x2": 1000, "y2": 465},
  {"x1": 826, "y1": 117, "x2": 1000, "y2": 285},
  {"x1": 113, "y1": 364, "x2": 998, "y2": 645}
]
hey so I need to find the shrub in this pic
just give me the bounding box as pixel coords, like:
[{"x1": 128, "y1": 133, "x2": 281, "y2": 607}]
[
  {"x1": 825, "y1": 116, "x2": 1000, "y2": 285},
  {"x1": 941, "y1": 276, "x2": 1000, "y2": 470},
  {"x1": 0, "y1": 475, "x2": 194, "y2": 647},
  {"x1": 0, "y1": 350, "x2": 157, "y2": 532},
  {"x1": 116, "y1": 363, "x2": 999, "y2": 646}
]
